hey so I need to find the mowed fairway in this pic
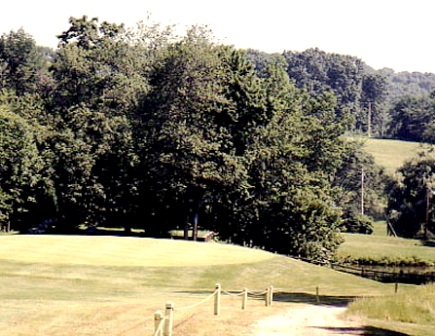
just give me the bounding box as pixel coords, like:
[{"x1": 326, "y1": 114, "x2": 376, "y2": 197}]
[
  {"x1": 0, "y1": 235, "x2": 391, "y2": 336},
  {"x1": 0, "y1": 235, "x2": 274, "y2": 267}
]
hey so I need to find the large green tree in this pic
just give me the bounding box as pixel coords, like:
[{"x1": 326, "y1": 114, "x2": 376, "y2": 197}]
[
  {"x1": 0, "y1": 100, "x2": 45, "y2": 231},
  {"x1": 45, "y1": 16, "x2": 151, "y2": 231},
  {"x1": 137, "y1": 27, "x2": 257, "y2": 237},
  {"x1": 387, "y1": 149, "x2": 435, "y2": 238},
  {"x1": 0, "y1": 28, "x2": 51, "y2": 96}
]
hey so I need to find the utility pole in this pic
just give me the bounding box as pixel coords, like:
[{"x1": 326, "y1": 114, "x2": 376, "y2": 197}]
[
  {"x1": 367, "y1": 101, "x2": 372, "y2": 138},
  {"x1": 425, "y1": 188, "x2": 431, "y2": 239},
  {"x1": 361, "y1": 168, "x2": 365, "y2": 216}
]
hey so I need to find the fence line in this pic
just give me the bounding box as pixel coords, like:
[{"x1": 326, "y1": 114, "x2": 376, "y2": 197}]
[
  {"x1": 293, "y1": 256, "x2": 435, "y2": 285},
  {"x1": 330, "y1": 263, "x2": 435, "y2": 284},
  {"x1": 152, "y1": 283, "x2": 273, "y2": 336},
  {"x1": 176, "y1": 289, "x2": 218, "y2": 311},
  {"x1": 153, "y1": 311, "x2": 168, "y2": 336}
]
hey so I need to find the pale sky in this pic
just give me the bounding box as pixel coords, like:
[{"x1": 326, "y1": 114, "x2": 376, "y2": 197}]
[{"x1": 1, "y1": 0, "x2": 434, "y2": 73}]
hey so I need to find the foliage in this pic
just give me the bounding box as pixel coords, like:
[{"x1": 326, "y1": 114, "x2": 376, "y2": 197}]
[
  {"x1": 387, "y1": 148, "x2": 435, "y2": 238},
  {"x1": 339, "y1": 215, "x2": 373, "y2": 234},
  {"x1": 333, "y1": 140, "x2": 390, "y2": 225},
  {"x1": 388, "y1": 94, "x2": 435, "y2": 143},
  {"x1": 0, "y1": 28, "x2": 50, "y2": 95},
  {"x1": 0, "y1": 100, "x2": 45, "y2": 230},
  {"x1": 4, "y1": 17, "x2": 426, "y2": 259}
]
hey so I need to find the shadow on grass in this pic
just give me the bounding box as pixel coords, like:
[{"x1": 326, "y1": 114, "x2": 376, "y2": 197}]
[
  {"x1": 421, "y1": 239, "x2": 435, "y2": 247},
  {"x1": 273, "y1": 291, "x2": 357, "y2": 307},
  {"x1": 175, "y1": 290, "x2": 358, "y2": 307},
  {"x1": 311, "y1": 326, "x2": 409, "y2": 335},
  {"x1": 175, "y1": 291, "x2": 411, "y2": 336}
]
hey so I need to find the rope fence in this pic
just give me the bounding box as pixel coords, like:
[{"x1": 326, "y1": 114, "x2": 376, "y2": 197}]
[{"x1": 151, "y1": 283, "x2": 274, "y2": 336}]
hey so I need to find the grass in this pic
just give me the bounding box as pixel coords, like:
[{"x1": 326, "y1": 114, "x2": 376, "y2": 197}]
[
  {"x1": 0, "y1": 234, "x2": 390, "y2": 336},
  {"x1": 360, "y1": 137, "x2": 423, "y2": 175},
  {"x1": 347, "y1": 284, "x2": 435, "y2": 335},
  {"x1": 1, "y1": 234, "x2": 433, "y2": 335},
  {"x1": 0, "y1": 235, "x2": 274, "y2": 267},
  {"x1": 337, "y1": 231, "x2": 435, "y2": 266},
  {"x1": 337, "y1": 227, "x2": 435, "y2": 335}
]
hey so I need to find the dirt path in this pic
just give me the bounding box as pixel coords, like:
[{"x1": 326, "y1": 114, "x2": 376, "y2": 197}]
[{"x1": 252, "y1": 304, "x2": 364, "y2": 335}]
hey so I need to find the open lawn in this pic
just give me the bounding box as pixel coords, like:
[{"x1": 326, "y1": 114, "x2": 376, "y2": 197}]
[
  {"x1": 361, "y1": 138, "x2": 423, "y2": 175},
  {"x1": 338, "y1": 232, "x2": 435, "y2": 266},
  {"x1": 0, "y1": 235, "x2": 433, "y2": 335}
]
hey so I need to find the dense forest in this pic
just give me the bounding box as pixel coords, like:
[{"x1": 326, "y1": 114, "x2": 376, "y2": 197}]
[{"x1": 1, "y1": 16, "x2": 434, "y2": 260}]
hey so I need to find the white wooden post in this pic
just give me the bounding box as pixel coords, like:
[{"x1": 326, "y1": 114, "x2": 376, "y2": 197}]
[
  {"x1": 154, "y1": 310, "x2": 163, "y2": 336},
  {"x1": 268, "y1": 286, "x2": 274, "y2": 306},
  {"x1": 265, "y1": 287, "x2": 269, "y2": 307},
  {"x1": 163, "y1": 302, "x2": 174, "y2": 336},
  {"x1": 242, "y1": 288, "x2": 248, "y2": 310},
  {"x1": 214, "y1": 283, "x2": 221, "y2": 316}
]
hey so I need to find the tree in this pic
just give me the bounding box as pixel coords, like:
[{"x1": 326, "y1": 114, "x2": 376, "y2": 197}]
[
  {"x1": 0, "y1": 28, "x2": 49, "y2": 96},
  {"x1": 387, "y1": 148, "x2": 435, "y2": 238},
  {"x1": 333, "y1": 140, "x2": 390, "y2": 233},
  {"x1": 361, "y1": 73, "x2": 388, "y2": 136},
  {"x1": 0, "y1": 101, "x2": 44, "y2": 231},
  {"x1": 137, "y1": 27, "x2": 255, "y2": 238},
  {"x1": 388, "y1": 95, "x2": 434, "y2": 142},
  {"x1": 217, "y1": 55, "x2": 345, "y2": 259},
  {"x1": 52, "y1": 16, "x2": 149, "y2": 110}
]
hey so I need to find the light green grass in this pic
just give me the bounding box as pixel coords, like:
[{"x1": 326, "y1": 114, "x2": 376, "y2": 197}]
[
  {"x1": 362, "y1": 138, "x2": 423, "y2": 175},
  {"x1": 337, "y1": 232, "x2": 435, "y2": 265},
  {"x1": 0, "y1": 235, "x2": 430, "y2": 335},
  {"x1": 0, "y1": 235, "x2": 274, "y2": 267},
  {"x1": 0, "y1": 235, "x2": 388, "y2": 336},
  {"x1": 371, "y1": 221, "x2": 388, "y2": 236},
  {"x1": 347, "y1": 284, "x2": 435, "y2": 336}
]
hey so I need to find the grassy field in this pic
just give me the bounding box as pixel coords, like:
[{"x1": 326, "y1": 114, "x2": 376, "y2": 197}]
[
  {"x1": 357, "y1": 137, "x2": 423, "y2": 175},
  {"x1": 337, "y1": 226, "x2": 435, "y2": 335},
  {"x1": 346, "y1": 284, "x2": 435, "y2": 336},
  {"x1": 0, "y1": 234, "x2": 418, "y2": 336},
  {"x1": 337, "y1": 232, "x2": 435, "y2": 266}
]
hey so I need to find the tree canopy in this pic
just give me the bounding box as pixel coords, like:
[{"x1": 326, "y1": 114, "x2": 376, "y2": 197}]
[{"x1": 2, "y1": 15, "x2": 429, "y2": 256}]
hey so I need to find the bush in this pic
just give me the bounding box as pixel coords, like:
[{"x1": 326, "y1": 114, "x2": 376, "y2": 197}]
[{"x1": 340, "y1": 215, "x2": 374, "y2": 234}]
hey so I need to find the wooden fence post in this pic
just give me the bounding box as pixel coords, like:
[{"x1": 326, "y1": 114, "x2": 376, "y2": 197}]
[
  {"x1": 268, "y1": 286, "x2": 274, "y2": 306},
  {"x1": 316, "y1": 286, "x2": 320, "y2": 304},
  {"x1": 265, "y1": 287, "x2": 269, "y2": 307},
  {"x1": 214, "y1": 283, "x2": 221, "y2": 316},
  {"x1": 154, "y1": 310, "x2": 163, "y2": 336},
  {"x1": 242, "y1": 288, "x2": 248, "y2": 310},
  {"x1": 163, "y1": 302, "x2": 174, "y2": 336}
]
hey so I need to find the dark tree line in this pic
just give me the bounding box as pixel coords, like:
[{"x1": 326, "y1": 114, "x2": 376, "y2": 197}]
[{"x1": 0, "y1": 16, "x2": 402, "y2": 258}]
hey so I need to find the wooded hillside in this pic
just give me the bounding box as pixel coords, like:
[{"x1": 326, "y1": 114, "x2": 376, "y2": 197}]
[{"x1": 1, "y1": 16, "x2": 434, "y2": 258}]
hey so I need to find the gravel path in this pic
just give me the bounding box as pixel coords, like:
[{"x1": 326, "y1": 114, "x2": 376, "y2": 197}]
[{"x1": 252, "y1": 304, "x2": 364, "y2": 335}]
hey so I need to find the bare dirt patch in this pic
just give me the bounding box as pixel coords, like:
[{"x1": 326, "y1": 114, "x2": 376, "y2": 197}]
[{"x1": 252, "y1": 304, "x2": 363, "y2": 336}]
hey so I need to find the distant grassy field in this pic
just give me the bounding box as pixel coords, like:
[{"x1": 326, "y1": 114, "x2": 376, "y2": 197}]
[
  {"x1": 0, "y1": 234, "x2": 415, "y2": 336},
  {"x1": 337, "y1": 232, "x2": 435, "y2": 266},
  {"x1": 358, "y1": 137, "x2": 423, "y2": 174}
]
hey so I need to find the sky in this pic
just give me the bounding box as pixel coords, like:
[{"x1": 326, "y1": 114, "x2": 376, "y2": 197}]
[{"x1": 1, "y1": 0, "x2": 434, "y2": 73}]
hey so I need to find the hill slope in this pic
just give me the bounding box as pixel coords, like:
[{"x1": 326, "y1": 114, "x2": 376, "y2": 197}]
[
  {"x1": 0, "y1": 235, "x2": 390, "y2": 335},
  {"x1": 362, "y1": 138, "x2": 422, "y2": 174}
]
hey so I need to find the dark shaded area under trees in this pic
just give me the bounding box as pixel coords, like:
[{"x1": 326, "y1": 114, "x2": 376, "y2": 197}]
[{"x1": 1, "y1": 15, "x2": 433, "y2": 259}]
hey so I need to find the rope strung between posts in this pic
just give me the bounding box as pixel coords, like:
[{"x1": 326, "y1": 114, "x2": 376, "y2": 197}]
[
  {"x1": 175, "y1": 289, "x2": 219, "y2": 311},
  {"x1": 222, "y1": 289, "x2": 245, "y2": 297},
  {"x1": 150, "y1": 284, "x2": 274, "y2": 335},
  {"x1": 248, "y1": 289, "x2": 268, "y2": 297}
]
